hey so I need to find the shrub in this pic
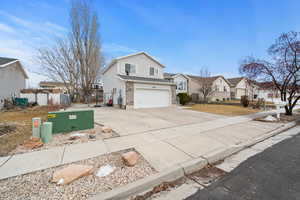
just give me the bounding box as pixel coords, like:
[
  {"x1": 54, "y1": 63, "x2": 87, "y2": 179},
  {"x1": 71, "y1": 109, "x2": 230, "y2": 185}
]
[
  {"x1": 241, "y1": 95, "x2": 249, "y2": 107},
  {"x1": 177, "y1": 93, "x2": 191, "y2": 105}
]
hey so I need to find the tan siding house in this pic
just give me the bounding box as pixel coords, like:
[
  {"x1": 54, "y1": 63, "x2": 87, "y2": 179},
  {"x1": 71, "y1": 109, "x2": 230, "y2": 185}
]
[{"x1": 228, "y1": 77, "x2": 258, "y2": 100}]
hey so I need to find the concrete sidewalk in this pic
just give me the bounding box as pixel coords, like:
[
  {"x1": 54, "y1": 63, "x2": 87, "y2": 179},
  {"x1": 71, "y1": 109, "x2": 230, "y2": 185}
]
[{"x1": 0, "y1": 110, "x2": 290, "y2": 180}]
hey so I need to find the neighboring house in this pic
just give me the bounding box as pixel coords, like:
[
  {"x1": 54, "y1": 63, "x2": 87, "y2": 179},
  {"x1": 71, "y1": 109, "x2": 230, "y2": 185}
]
[
  {"x1": 187, "y1": 75, "x2": 231, "y2": 102},
  {"x1": 102, "y1": 52, "x2": 176, "y2": 109},
  {"x1": 0, "y1": 57, "x2": 28, "y2": 107},
  {"x1": 164, "y1": 73, "x2": 189, "y2": 94},
  {"x1": 39, "y1": 81, "x2": 69, "y2": 91},
  {"x1": 256, "y1": 82, "x2": 281, "y2": 103},
  {"x1": 228, "y1": 77, "x2": 259, "y2": 100}
]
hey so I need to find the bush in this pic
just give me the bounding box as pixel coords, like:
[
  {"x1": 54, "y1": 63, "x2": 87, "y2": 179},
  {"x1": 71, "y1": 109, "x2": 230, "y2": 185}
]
[
  {"x1": 177, "y1": 93, "x2": 191, "y2": 105},
  {"x1": 241, "y1": 95, "x2": 249, "y2": 107}
]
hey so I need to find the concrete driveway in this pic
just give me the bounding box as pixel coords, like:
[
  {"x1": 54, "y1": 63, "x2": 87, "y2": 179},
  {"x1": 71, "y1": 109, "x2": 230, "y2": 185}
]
[{"x1": 93, "y1": 107, "x2": 225, "y2": 136}]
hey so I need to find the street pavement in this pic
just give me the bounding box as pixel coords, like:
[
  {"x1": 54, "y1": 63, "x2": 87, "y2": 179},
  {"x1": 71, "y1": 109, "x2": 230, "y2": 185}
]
[{"x1": 186, "y1": 131, "x2": 300, "y2": 200}]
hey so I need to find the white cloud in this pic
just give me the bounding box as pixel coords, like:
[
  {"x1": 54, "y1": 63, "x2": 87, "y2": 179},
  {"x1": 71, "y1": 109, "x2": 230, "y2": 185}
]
[
  {"x1": 0, "y1": 11, "x2": 69, "y2": 88},
  {"x1": 26, "y1": 71, "x2": 49, "y2": 88},
  {"x1": 45, "y1": 21, "x2": 67, "y2": 32},
  {"x1": 0, "y1": 39, "x2": 34, "y2": 63},
  {"x1": 103, "y1": 43, "x2": 137, "y2": 54},
  {"x1": 0, "y1": 23, "x2": 15, "y2": 33},
  {"x1": 0, "y1": 10, "x2": 67, "y2": 39}
]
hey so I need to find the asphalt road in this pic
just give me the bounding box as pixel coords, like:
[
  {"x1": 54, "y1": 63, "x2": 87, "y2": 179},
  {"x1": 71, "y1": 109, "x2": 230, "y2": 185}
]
[{"x1": 186, "y1": 131, "x2": 300, "y2": 200}]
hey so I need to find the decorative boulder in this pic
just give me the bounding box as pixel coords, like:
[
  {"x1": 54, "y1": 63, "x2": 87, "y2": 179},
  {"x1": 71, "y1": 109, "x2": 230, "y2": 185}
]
[
  {"x1": 102, "y1": 126, "x2": 113, "y2": 133},
  {"x1": 121, "y1": 151, "x2": 139, "y2": 167},
  {"x1": 52, "y1": 164, "x2": 93, "y2": 185}
]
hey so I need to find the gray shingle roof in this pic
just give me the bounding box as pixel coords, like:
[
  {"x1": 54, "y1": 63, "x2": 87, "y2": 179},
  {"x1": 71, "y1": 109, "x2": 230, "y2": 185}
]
[
  {"x1": 118, "y1": 75, "x2": 172, "y2": 83},
  {"x1": 0, "y1": 57, "x2": 17, "y2": 66},
  {"x1": 227, "y1": 77, "x2": 244, "y2": 86},
  {"x1": 163, "y1": 73, "x2": 176, "y2": 79}
]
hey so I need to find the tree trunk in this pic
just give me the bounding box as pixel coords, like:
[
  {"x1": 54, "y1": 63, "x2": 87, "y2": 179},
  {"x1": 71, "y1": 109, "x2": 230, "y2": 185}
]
[{"x1": 284, "y1": 105, "x2": 293, "y2": 115}]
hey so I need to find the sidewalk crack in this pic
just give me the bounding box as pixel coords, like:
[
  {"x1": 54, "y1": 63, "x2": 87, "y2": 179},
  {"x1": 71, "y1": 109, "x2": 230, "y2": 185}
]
[
  {"x1": 162, "y1": 140, "x2": 194, "y2": 158},
  {"x1": 0, "y1": 155, "x2": 13, "y2": 168},
  {"x1": 60, "y1": 146, "x2": 66, "y2": 164}
]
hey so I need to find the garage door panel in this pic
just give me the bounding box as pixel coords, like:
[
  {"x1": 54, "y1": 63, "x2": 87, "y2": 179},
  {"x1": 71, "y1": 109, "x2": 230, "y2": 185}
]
[{"x1": 134, "y1": 88, "x2": 170, "y2": 109}]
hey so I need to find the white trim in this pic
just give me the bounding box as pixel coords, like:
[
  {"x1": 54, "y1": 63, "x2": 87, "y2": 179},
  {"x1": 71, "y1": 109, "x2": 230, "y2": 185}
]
[
  {"x1": 117, "y1": 77, "x2": 175, "y2": 86},
  {"x1": 0, "y1": 60, "x2": 29, "y2": 79},
  {"x1": 0, "y1": 59, "x2": 18, "y2": 67}
]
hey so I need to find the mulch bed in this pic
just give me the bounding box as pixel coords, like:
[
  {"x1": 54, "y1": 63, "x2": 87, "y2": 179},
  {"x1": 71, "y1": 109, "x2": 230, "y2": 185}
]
[{"x1": 0, "y1": 123, "x2": 17, "y2": 137}]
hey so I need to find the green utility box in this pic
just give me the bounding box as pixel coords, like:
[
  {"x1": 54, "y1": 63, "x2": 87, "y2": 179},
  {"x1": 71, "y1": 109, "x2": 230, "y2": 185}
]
[
  {"x1": 47, "y1": 110, "x2": 94, "y2": 134},
  {"x1": 15, "y1": 98, "x2": 28, "y2": 107}
]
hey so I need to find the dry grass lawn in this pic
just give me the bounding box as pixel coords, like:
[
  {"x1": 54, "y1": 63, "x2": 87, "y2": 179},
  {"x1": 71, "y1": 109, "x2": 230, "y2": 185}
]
[
  {"x1": 189, "y1": 104, "x2": 260, "y2": 116},
  {"x1": 224, "y1": 99, "x2": 274, "y2": 105},
  {"x1": 0, "y1": 106, "x2": 56, "y2": 156}
]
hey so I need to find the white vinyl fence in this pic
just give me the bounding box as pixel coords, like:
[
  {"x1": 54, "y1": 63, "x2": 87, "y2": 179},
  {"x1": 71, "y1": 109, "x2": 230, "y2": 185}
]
[{"x1": 20, "y1": 93, "x2": 70, "y2": 106}]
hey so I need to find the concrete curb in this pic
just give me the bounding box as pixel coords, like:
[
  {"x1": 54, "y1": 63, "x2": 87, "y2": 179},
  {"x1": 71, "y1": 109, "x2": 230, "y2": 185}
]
[
  {"x1": 240, "y1": 121, "x2": 296, "y2": 149},
  {"x1": 90, "y1": 166, "x2": 184, "y2": 200},
  {"x1": 90, "y1": 121, "x2": 297, "y2": 200},
  {"x1": 179, "y1": 157, "x2": 207, "y2": 175}
]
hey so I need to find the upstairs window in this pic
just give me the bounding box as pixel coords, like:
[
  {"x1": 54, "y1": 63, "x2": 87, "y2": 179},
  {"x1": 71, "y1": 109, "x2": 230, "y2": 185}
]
[
  {"x1": 177, "y1": 81, "x2": 186, "y2": 90},
  {"x1": 150, "y1": 67, "x2": 155, "y2": 76},
  {"x1": 125, "y1": 63, "x2": 136, "y2": 75}
]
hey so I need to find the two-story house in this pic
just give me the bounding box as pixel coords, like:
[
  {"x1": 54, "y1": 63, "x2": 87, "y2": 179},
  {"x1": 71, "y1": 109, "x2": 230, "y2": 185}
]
[
  {"x1": 187, "y1": 75, "x2": 231, "y2": 102},
  {"x1": 164, "y1": 73, "x2": 189, "y2": 94},
  {"x1": 228, "y1": 77, "x2": 259, "y2": 100},
  {"x1": 0, "y1": 57, "x2": 28, "y2": 108},
  {"x1": 164, "y1": 73, "x2": 231, "y2": 102},
  {"x1": 102, "y1": 52, "x2": 176, "y2": 109}
]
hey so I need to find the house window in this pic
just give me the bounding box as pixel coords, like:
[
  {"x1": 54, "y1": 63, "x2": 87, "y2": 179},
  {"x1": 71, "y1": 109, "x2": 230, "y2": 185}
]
[
  {"x1": 224, "y1": 86, "x2": 227, "y2": 92},
  {"x1": 125, "y1": 63, "x2": 136, "y2": 75},
  {"x1": 150, "y1": 67, "x2": 155, "y2": 76},
  {"x1": 177, "y1": 81, "x2": 186, "y2": 90}
]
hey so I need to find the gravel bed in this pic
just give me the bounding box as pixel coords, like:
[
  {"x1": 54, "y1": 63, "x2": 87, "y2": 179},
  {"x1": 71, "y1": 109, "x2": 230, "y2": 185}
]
[
  {"x1": 0, "y1": 150, "x2": 156, "y2": 200},
  {"x1": 9, "y1": 124, "x2": 119, "y2": 155}
]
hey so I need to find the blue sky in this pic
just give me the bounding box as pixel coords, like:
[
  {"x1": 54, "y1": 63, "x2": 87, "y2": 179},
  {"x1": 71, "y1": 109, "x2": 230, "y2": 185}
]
[{"x1": 0, "y1": 0, "x2": 300, "y2": 86}]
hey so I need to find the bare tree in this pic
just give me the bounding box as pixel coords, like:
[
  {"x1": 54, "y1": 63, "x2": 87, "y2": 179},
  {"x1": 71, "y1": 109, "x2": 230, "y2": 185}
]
[
  {"x1": 37, "y1": 39, "x2": 80, "y2": 101},
  {"x1": 240, "y1": 31, "x2": 300, "y2": 115},
  {"x1": 70, "y1": 0, "x2": 103, "y2": 103},
  {"x1": 198, "y1": 68, "x2": 215, "y2": 103},
  {"x1": 37, "y1": 0, "x2": 103, "y2": 103}
]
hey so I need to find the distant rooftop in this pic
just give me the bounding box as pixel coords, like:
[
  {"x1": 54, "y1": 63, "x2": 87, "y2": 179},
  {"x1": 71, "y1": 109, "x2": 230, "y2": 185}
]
[
  {"x1": 227, "y1": 77, "x2": 244, "y2": 86},
  {"x1": 0, "y1": 57, "x2": 18, "y2": 66}
]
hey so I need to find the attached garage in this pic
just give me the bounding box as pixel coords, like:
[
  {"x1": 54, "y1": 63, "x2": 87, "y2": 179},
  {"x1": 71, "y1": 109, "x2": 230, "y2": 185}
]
[
  {"x1": 134, "y1": 87, "x2": 171, "y2": 108},
  {"x1": 111, "y1": 75, "x2": 176, "y2": 109}
]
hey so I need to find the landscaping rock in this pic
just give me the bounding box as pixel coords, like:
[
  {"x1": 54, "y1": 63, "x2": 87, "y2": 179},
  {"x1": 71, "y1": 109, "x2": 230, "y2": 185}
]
[
  {"x1": 89, "y1": 134, "x2": 96, "y2": 139},
  {"x1": 96, "y1": 164, "x2": 116, "y2": 177},
  {"x1": 122, "y1": 151, "x2": 139, "y2": 166},
  {"x1": 263, "y1": 115, "x2": 277, "y2": 122},
  {"x1": 52, "y1": 164, "x2": 93, "y2": 185},
  {"x1": 69, "y1": 133, "x2": 86, "y2": 140},
  {"x1": 102, "y1": 126, "x2": 113, "y2": 133},
  {"x1": 23, "y1": 137, "x2": 44, "y2": 149}
]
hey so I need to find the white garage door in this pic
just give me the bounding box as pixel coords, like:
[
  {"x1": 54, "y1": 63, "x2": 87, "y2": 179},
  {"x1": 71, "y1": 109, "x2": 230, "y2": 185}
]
[{"x1": 134, "y1": 88, "x2": 171, "y2": 108}]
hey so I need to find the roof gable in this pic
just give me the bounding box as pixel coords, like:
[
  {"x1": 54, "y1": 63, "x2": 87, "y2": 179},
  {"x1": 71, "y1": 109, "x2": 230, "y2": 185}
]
[
  {"x1": 227, "y1": 77, "x2": 245, "y2": 87},
  {"x1": 0, "y1": 59, "x2": 28, "y2": 79},
  {"x1": 103, "y1": 52, "x2": 164, "y2": 74},
  {"x1": 0, "y1": 57, "x2": 18, "y2": 66}
]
